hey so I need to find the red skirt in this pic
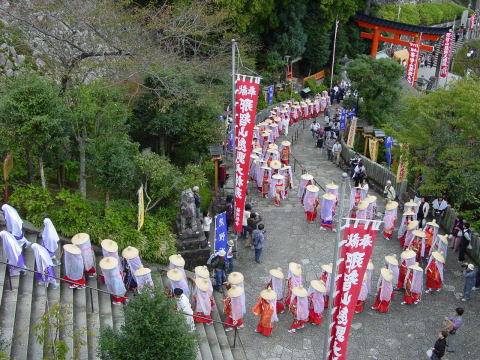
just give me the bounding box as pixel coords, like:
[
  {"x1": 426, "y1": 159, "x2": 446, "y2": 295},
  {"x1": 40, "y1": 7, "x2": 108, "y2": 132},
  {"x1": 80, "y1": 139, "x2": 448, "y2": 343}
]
[
  {"x1": 276, "y1": 301, "x2": 286, "y2": 313},
  {"x1": 112, "y1": 294, "x2": 127, "y2": 303},
  {"x1": 309, "y1": 308, "x2": 323, "y2": 324},
  {"x1": 397, "y1": 268, "x2": 407, "y2": 289},
  {"x1": 290, "y1": 318, "x2": 307, "y2": 330},
  {"x1": 398, "y1": 233, "x2": 406, "y2": 248},
  {"x1": 85, "y1": 266, "x2": 96, "y2": 276},
  {"x1": 194, "y1": 312, "x2": 213, "y2": 324},
  {"x1": 324, "y1": 295, "x2": 329, "y2": 308},
  {"x1": 403, "y1": 292, "x2": 420, "y2": 304},
  {"x1": 62, "y1": 275, "x2": 86, "y2": 288},
  {"x1": 426, "y1": 277, "x2": 442, "y2": 290},
  {"x1": 225, "y1": 317, "x2": 244, "y2": 328},
  {"x1": 383, "y1": 230, "x2": 393, "y2": 239},
  {"x1": 256, "y1": 324, "x2": 273, "y2": 336},
  {"x1": 355, "y1": 300, "x2": 365, "y2": 313},
  {"x1": 306, "y1": 211, "x2": 317, "y2": 222},
  {"x1": 372, "y1": 296, "x2": 391, "y2": 313}
]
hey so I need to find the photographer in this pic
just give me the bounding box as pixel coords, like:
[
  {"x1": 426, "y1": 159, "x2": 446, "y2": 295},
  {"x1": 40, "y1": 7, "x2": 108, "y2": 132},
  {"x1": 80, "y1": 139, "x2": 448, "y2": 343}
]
[
  {"x1": 462, "y1": 264, "x2": 476, "y2": 301},
  {"x1": 432, "y1": 197, "x2": 448, "y2": 226}
]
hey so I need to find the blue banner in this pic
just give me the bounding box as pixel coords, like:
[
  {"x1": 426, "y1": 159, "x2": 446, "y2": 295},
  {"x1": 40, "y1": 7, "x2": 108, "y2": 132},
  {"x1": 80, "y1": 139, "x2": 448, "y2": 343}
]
[
  {"x1": 214, "y1": 212, "x2": 228, "y2": 252},
  {"x1": 385, "y1": 136, "x2": 393, "y2": 169},
  {"x1": 348, "y1": 108, "x2": 356, "y2": 118},
  {"x1": 267, "y1": 85, "x2": 274, "y2": 105},
  {"x1": 340, "y1": 108, "x2": 347, "y2": 131}
]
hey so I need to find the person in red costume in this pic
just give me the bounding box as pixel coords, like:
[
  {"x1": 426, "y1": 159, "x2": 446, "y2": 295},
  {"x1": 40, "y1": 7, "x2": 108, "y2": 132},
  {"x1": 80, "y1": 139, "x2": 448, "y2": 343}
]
[
  {"x1": 398, "y1": 249, "x2": 416, "y2": 289},
  {"x1": 423, "y1": 219, "x2": 439, "y2": 256},
  {"x1": 320, "y1": 263, "x2": 332, "y2": 307},
  {"x1": 371, "y1": 268, "x2": 394, "y2": 313},
  {"x1": 425, "y1": 251, "x2": 445, "y2": 293},
  {"x1": 265, "y1": 267, "x2": 286, "y2": 313},
  {"x1": 285, "y1": 262, "x2": 303, "y2": 307},
  {"x1": 193, "y1": 278, "x2": 214, "y2": 324},
  {"x1": 252, "y1": 288, "x2": 278, "y2": 336},
  {"x1": 355, "y1": 272, "x2": 370, "y2": 313},
  {"x1": 308, "y1": 280, "x2": 326, "y2": 324},
  {"x1": 303, "y1": 184, "x2": 319, "y2": 222},
  {"x1": 401, "y1": 262, "x2": 423, "y2": 305},
  {"x1": 223, "y1": 285, "x2": 245, "y2": 331},
  {"x1": 288, "y1": 286, "x2": 309, "y2": 333}
]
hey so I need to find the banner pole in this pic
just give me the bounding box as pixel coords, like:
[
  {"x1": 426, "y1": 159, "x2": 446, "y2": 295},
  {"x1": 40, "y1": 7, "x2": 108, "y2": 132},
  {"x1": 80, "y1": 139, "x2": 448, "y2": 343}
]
[
  {"x1": 231, "y1": 39, "x2": 239, "y2": 249},
  {"x1": 322, "y1": 172, "x2": 349, "y2": 360}
]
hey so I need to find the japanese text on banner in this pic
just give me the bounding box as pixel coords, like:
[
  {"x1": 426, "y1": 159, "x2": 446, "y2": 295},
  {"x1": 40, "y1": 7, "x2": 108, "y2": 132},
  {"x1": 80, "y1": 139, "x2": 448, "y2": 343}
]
[
  {"x1": 215, "y1": 212, "x2": 228, "y2": 252},
  {"x1": 233, "y1": 76, "x2": 260, "y2": 232},
  {"x1": 328, "y1": 222, "x2": 379, "y2": 360},
  {"x1": 406, "y1": 42, "x2": 419, "y2": 85},
  {"x1": 440, "y1": 30, "x2": 453, "y2": 78},
  {"x1": 346, "y1": 117, "x2": 357, "y2": 148}
]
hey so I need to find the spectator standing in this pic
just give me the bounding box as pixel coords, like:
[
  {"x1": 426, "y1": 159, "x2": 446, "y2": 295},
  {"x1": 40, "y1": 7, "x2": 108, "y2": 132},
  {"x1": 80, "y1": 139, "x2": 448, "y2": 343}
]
[
  {"x1": 383, "y1": 180, "x2": 396, "y2": 202},
  {"x1": 225, "y1": 195, "x2": 234, "y2": 229},
  {"x1": 246, "y1": 212, "x2": 262, "y2": 248},
  {"x1": 450, "y1": 216, "x2": 464, "y2": 251},
  {"x1": 252, "y1": 224, "x2": 265, "y2": 264},
  {"x1": 202, "y1": 210, "x2": 212, "y2": 242},
  {"x1": 241, "y1": 204, "x2": 251, "y2": 239},
  {"x1": 352, "y1": 160, "x2": 367, "y2": 187},
  {"x1": 444, "y1": 307, "x2": 463, "y2": 353},
  {"x1": 226, "y1": 240, "x2": 235, "y2": 275},
  {"x1": 462, "y1": 264, "x2": 476, "y2": 301},
  {"x1": 349, "y1": 153, "x2": 360, "y2": 178},
  {"x1": 432, "y1": 197, "x2": 448, "y2": 225},
  {"x1": 428, "y1": 331, "x2": 448, "y2": 359},
  {"x1": 192, "y1": 186, "x2": 201, "y2": 218},
  {"x1": 210, "y1": 250, "x2": 227, "y2": 291},
  {"x1": 458, "y1": 222, "x2": 471, "y2": 262},
  {"x1": 416, "y1": 198, "x2": 430, "y2": 228},
  {"x1": 332, "y1": 140, "x2": 342, "y2": 165},
  {"x1": 310, "y1": 120, "x2": 320, "y2": 139},
  {"x1": 325, "y1": 136, "x2": 336, "y2": 161}
]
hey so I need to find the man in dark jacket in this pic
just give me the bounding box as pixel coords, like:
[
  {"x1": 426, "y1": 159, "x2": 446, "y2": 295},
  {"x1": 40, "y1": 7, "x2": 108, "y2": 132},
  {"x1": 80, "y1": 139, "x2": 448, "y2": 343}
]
[
  {"x1": 252, "y1": 224, "x2": 265, "y2": 264},
  {"x1": 430, "y1": 331, "x2": 448, "y2": 359},
  {"x1": 246, "y1": 212, "x2": 262, "y2": 248},
  {"x1": 210, "y1": 249, "x2": 227, "y2": 291}
]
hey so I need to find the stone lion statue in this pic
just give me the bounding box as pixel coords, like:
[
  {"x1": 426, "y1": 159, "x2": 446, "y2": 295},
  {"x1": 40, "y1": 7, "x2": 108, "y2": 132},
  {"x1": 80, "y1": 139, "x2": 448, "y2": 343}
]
[{"x1": 179, "y1": 188, "x2": 198, "y2": 233}]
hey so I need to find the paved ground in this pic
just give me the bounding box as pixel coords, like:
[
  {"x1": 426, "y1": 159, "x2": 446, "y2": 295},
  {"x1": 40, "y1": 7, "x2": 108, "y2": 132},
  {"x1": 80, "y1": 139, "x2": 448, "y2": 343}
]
[{"x1": 226, "y1": 109, "x2": 480, "y2": 360}]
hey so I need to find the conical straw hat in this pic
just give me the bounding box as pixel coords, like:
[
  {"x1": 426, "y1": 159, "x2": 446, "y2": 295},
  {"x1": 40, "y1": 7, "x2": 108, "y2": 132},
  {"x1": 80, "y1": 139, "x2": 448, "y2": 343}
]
[
  {"x1": 64, "y1": 244, "x2": 81, "y2": 255},
  {"x1": 281, "y1": 140, "x2": 291, "y2": 147},
  {"x1": 385, "y1": 254, "x2": 398, "y2": 266},
  {"x1": 122, "y1": 246, "x2": 139, "y2": 260},
  {"x1": 227, "y1": 285, "x2": 244, "y2": 298},
  {"x1": 409, "y1": 262, "x2": 423, "y2": 272},
  {"x1": 101, "y1": 239, "x2": 118, "y2": 253},
  {"x1": 426, "y1": 219, "x2": 440, "y2": 228},
  {"x1": 100, "y1": 257, "x2": 118, "y2": 270},
  {"x1": 405, "y1": 199, "x2": 418, "y2": 207},
  {"x1": 407, "y1": 220, "x2": 419, "y2": 231},
  {"x1": 270, "y1": 160, "x2": 282, "y2": 169},
  {"x1": 269, "y1": 267, "x2": 284, "y2": 279},
  {"x1": 167, "y1": 268, "x2": 184, "y2": 282},
  {"x1": 72, "y1": 233, "x2": 90, "y2": 245},
  {"x1": 228, "y1": 272, "x2": 244, "y2": 285},
  {"x1": 381, "y1": 268, "x2": 393, "y2": 282},
  {"x1": 169, "y1": 254, "x2": 185, "y2": 267},
  {"x1": 195, "y1": 266, "x2": 209, "y2": 279},
  {"x1": 321, "y1": 263, "x2": 333, "y2": 273},
  {"x1": 357, "y1": 200, "x2": 369, "y2": 210},
  {"x1": 322, "y1": 193, "x2": 336, "y2": 201},
  {"x1": 195, "y1": 278, "x2": 210, "y2": 292},
  {"x1": 367, "y1": 260, "x2": 374, "y2": 270},
  {"x1": 301, "y1": 173, "x2": 313, "y2": 181},
  {"x1": 292, "y1": 286, "x2": 308, "y2": 297},
  {"x1": 289, "y1": 262, "x2": 302, "y2": 276},
  {"x1": 432, "y1": 251, "x2": 445, "y2": 264},
  {"x1": 326, "y1": 183, "x2": 338, "y2": 190},
  {"x1": 134, "y1": 266, "x2": 151, "y2": 277},
  {"x1": 401, "y1": 249, "x2": 416, "y2": 260},
  {"x1": 310, "y1": 279, "x2": 326, "y2": 292},
  {"x1": 260, "y1": 288, "x2": 277, "y2": 300},
  {"x1": 306, "y1": 184, "x2": 319, "y2": 193},
  {"x1": 365, "y1": 195, "x2": 377, "y2": 203},
  {"x1": 403, "y1": 209, "x2": 415, "y2": 216},
  {"x1": 412, "y1": 229, "x2": 426, "y2": 238},
  {"x1": 385, "y1": 201, "x2": 399, "y2": 211}
]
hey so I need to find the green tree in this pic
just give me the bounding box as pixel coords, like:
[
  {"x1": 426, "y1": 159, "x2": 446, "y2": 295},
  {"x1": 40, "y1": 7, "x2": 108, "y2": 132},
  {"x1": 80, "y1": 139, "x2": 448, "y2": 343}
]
[
  {"x1": 386, "y1": 79, "x2": 480, "y2": 226},
  {"x1": 98, "y1": 287, "x2": 197, "y2": 360},
  {"x1": 0, "y1": 73, "x2": 67, "y2": 188},
  {"x1": 347, "y1": 55, "x2": 404, "y2": 126},
  {"x1": 65, "y1": 81, "x2": 131, "y2": 199},
  {"x1": 271, "y1": 1, "x2": 307, "y2": 59}
]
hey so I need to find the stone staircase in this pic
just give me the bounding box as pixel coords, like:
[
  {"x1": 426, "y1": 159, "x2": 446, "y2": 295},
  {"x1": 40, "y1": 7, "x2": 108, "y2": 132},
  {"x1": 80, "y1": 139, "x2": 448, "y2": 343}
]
[{"x1": 0, "y1": 230, "x2": 247, "y2": 360}]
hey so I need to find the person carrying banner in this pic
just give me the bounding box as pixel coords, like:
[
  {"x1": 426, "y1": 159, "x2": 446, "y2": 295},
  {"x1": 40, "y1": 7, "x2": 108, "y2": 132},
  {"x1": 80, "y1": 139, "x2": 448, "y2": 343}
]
[
  {"x1": 320, "y1": 263, "x2": 332, "y2": 307},
  {"x1": 266, "y1": 267, "x2": 286, "y2": 313},
  {"x1": 383, "y1": 201, "x2": 398, "y2": 240},
  {"x1": 303, "y1": 185, "x2": 320, "y2": 222},
  {"x1": 401, "y1": 262, "x2": 423, "y2": 305},
  {"x1": 371, "y1": 268, "x2": 394, "y2": 313},
  {"x1": 224, "y1": 285, "x2": 245, "y2": 331},
  {"x1": 288, "y1": 286, "x2": 309, "y2": 333},
  {"x1": 308, "y1": 280, "x2": 326, "y2": 324},
  {"x1": 425, "y1": 251, "x2": 445, "y2": 293},
  {"x1": 252, "y1": 288, "x2": 278, "y2": 337},
  {"x1": 398, "y1": 249, "x2": 416, "y2": 289},
  {"x1": 285, "y1": 262, "x2": 303, "y2": 307}
]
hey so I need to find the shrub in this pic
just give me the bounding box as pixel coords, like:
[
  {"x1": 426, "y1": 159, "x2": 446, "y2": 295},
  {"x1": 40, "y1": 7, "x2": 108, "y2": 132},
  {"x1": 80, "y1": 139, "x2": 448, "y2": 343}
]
[
  {"x1": 97, "y1": 287, "x2": 197, "y2": 360},
  {"x1": 274, "y1": 90, "x2": 302, "y2": 103},
  {"x1": 379, "y1": 3, "x2": 471, "y2": 26},
  {"x1": 9, "y1": 185, "x2": 53, "y2": 227}
]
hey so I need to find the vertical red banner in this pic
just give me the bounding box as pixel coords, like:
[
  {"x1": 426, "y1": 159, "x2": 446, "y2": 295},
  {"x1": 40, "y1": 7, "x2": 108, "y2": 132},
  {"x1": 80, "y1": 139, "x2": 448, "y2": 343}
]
[
  {"x1": 233, "y1": 76, "x2": 260, "y2": 232},
  {"x1": 470, "y1": 14, "x2": 476, "y2": 30},
  {"x1": 328, "y1": 220, "x2": 380, "y2": 360},
  {"x1": 406, "y1": 42, "x2": 419, "y2": 86},
  {"x1": 440, "y1": 29, "x2": 453, "y2": 78}
]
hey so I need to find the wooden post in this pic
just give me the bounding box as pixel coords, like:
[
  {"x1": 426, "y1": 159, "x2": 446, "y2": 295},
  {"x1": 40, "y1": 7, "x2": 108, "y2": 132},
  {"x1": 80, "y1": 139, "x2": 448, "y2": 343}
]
[
  {"x1": 363, "y1": 135, "x2": 369, "y2": 156},
  {"x1": 370, "y1": 27, "x2": 381, "y2": 57},
  {"x1": 413, "y1": 33, "x2": 422, "y2": 86},
  {"x1": 213, "y1": 156, "x2": 220, "y2": 194}
]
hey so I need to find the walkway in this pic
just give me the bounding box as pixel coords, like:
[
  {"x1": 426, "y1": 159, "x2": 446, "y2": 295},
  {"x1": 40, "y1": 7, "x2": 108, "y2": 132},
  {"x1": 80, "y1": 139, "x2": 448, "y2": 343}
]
[{"x1": 228, "y1": 109, "x2": 480, "y2": 360}]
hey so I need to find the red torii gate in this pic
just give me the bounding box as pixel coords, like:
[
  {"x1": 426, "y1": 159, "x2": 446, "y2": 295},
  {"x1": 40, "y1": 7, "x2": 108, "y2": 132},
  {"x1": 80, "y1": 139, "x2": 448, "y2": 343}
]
[{"x1": 353, "y1": 14, "x2": 452, "y2": 83}]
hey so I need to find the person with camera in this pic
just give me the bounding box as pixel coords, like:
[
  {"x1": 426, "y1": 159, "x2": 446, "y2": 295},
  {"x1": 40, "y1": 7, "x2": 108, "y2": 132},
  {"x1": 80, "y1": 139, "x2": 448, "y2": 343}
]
[
  {"x1": 462, "y1": 264, "x2": 476, "y2": 301},
  {"x1": 444, "y1": 307, "x2": 464, "y2": 353},
  {"x1": 432, "y1": 197, "x2": 448, "y2": 226},
  {"x1": 458, "y1": 222, "x2": 471, "y2": 263}
]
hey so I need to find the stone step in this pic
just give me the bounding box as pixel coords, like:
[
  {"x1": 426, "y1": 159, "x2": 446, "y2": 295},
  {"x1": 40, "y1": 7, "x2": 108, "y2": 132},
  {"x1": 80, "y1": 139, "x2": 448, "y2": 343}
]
[
  {"x1": 59, "y1": 262, "x2": 75, "y2": 360},
  {"x1": 11, "y1": 233, "x2": 37, "y2": 360},
  {"x1": 195, "y1": 323, "x2": 214, "y2": 360},
  {"x1": 0, "y1": 254, "x2": 20, "y2": 358},
  {"x1": 27, "y1": 275, "x2": 46, "y2": 360},
  {"x1": 85, "y1": 276, "x2": 100, "y2": 360},
  {"x1": 95, "y1": 257, "x2": 114, "y2": 331}
]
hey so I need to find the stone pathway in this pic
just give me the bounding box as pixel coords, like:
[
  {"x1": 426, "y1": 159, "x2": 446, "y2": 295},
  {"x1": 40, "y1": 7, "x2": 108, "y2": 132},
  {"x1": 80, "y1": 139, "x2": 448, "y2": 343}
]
[{"x1": 228, "y1": 109, "x2": 480, "y2": 360}]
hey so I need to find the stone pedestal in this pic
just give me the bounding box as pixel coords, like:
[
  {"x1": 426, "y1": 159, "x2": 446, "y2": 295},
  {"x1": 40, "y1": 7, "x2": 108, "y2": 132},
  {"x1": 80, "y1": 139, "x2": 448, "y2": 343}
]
[{"x1": 175, "y1": 217, "x2": 210, "y2": 271}]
